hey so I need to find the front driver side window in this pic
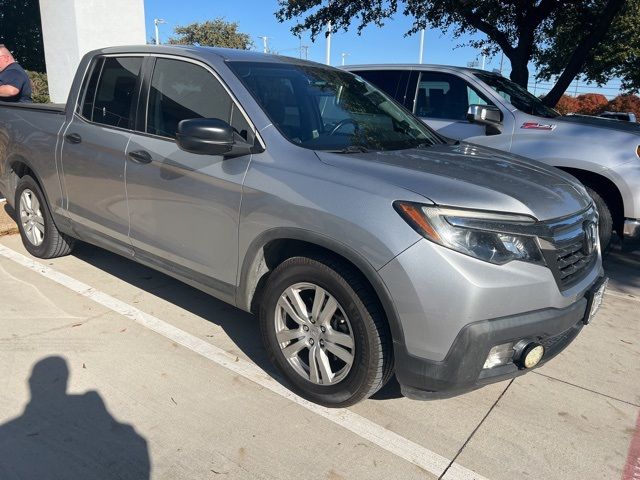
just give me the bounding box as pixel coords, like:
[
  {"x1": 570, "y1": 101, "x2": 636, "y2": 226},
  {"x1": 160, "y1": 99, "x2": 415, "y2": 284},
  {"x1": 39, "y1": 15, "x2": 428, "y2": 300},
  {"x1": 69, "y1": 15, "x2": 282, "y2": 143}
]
[
  {"x1": 415, "y1": 72, "x2": 492, "y2": 121},
  {"x1": 146, "y1": 58, "x2": 254, "y2": 144}
]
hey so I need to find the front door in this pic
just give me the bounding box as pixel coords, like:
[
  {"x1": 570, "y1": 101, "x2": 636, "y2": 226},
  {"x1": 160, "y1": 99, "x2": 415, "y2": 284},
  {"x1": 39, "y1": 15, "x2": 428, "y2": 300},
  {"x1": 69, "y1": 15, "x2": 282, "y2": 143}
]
[
  {"x1": 125, "y1": 57, "x2": 256, "y2": 301},
  {"x1": 60, "y1": 55, "x2": 143, "y2": 252},
  {"x1": 410, "y1": 71, "x2": 513, "y2": 151}
]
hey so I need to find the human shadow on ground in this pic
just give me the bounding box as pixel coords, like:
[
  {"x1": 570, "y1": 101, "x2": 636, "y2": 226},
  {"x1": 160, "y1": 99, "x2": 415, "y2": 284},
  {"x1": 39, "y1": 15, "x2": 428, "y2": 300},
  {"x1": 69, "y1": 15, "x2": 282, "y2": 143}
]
[{"x1": 0, "y1": 356, "x2": 150, "y2": 479}]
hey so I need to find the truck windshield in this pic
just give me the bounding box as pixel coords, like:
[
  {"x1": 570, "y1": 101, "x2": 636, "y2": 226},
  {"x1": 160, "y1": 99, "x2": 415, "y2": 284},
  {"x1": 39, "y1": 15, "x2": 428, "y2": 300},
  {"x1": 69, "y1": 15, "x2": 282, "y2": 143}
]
[
  {"x1": 475, "y1": 72, "x2": 560, "y2": 119},
  {"x1": 228, "y1": 61, "x2": 442, "y2": 152}
]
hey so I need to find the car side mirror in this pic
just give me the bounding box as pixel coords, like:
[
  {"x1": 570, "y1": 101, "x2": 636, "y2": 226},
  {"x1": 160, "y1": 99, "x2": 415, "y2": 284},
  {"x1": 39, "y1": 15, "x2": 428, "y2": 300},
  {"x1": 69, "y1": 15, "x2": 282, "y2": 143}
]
[
  {"x1": 467, "y1": 104, "x2": 502, "y2": 135},
  {"x1": 176, "y1": 118, "x2": 253, "y2": 157}
]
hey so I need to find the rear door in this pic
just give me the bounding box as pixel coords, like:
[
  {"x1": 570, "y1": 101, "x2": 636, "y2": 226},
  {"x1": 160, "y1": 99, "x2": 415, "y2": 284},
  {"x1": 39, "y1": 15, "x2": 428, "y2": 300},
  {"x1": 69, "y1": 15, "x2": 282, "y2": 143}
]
[
  {"x1": 353, "y1": 69, "x2": 411, "y2": 107},
  {"x1": 125, "y1": 56, "x2": 256, "y2": 301},
  {"x1": 60, "y1": 55, "x2": 143, "y2": 252}
]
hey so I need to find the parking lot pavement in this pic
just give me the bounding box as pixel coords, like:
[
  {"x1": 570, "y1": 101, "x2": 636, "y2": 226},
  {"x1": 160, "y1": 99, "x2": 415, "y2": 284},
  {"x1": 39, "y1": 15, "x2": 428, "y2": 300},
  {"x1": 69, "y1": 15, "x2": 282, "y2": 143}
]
[{"x1": 0, "y1": 232, "x2": 639, "y2": 480}]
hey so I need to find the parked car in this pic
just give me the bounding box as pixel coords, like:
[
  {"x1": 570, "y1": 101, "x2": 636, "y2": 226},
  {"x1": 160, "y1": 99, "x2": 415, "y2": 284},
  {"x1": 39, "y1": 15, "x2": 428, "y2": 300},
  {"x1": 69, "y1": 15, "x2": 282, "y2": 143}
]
[
  {"x1": 0, "y1": 46, "x2": 606, "y2": 406},
  {"x1": 599, "y1": 111, "x2": 637, "y2": 122},
  {"x1": 345, "y1": 65, "x2": 640, "y2": 249}
]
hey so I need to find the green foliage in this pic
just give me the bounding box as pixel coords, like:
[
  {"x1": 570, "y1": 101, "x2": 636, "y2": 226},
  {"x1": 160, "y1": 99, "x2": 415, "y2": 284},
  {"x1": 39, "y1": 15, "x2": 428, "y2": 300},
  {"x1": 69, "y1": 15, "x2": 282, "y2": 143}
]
[
  {"x1": 276, "y1": 0, "x2": 629, "y2": 99},
  {"x1": 168, "y1": 19, "x2": 253, "y2": 50},
  {"x1": 536, "y1": 0, "x2": 640, "y2": 93},
  {"x1": 0, "y1": 0, "x2": 45, "y2": 71},
  {"x1": 27, "y1": 70, "x2": 49, "y2": 103}
]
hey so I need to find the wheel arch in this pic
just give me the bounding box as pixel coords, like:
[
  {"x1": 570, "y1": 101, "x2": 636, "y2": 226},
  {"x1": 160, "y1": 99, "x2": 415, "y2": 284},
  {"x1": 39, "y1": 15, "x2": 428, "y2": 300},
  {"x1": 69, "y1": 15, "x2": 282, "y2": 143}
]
[
  {"x1": 237, "y1": 228, "x2": 406, "y2": 348},
  {"x1": 557, "y1": 167, "x2": 624, "y2": 233}
]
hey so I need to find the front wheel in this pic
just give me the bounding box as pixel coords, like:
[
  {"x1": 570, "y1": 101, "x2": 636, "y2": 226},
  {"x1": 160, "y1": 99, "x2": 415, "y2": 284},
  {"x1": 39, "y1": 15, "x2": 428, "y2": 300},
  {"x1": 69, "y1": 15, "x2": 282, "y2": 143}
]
[
  {"x1": 259, "y1": 256, "x2": 393, "y2": 407},
  {"x1": 585, "y1": 186, "x2": 613, "y2": 252},
  {"x1": 15, "y1": 175, "x2": 75, "y2": 259}
]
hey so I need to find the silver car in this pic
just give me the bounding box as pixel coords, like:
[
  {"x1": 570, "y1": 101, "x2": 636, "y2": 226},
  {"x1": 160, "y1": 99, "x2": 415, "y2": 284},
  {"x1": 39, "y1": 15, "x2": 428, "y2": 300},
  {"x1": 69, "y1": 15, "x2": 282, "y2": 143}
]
[{"x1": 0, "y1": 46, "x2": 606, "y2": 406}]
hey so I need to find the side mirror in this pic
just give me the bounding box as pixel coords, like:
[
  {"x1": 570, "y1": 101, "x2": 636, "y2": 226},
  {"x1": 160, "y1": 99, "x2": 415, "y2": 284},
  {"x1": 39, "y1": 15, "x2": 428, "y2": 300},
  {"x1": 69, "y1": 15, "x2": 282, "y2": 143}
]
[
  {"x1": 467, "y1": 104, "x2": 502, "y2": 126},
  {"x1": 176, "y1": 118, "x2": 253, "y2": 157}
]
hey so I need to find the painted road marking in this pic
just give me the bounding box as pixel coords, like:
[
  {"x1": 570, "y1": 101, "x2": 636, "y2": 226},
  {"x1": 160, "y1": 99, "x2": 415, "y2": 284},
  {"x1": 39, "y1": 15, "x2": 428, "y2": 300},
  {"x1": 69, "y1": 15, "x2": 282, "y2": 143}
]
[{"x1": 0, "y1": 244, "x2": 487, "y2": 480}]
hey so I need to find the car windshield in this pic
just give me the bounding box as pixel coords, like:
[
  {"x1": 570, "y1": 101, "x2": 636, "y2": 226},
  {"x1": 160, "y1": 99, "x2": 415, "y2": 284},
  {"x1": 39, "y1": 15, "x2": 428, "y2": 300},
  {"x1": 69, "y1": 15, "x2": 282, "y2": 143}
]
[
  {"x1": 228, "y1": 61, "x2": 442, "y2": 152},
  {"x1": 475, "y1": 72, "x2": 560, "y2": 119}
]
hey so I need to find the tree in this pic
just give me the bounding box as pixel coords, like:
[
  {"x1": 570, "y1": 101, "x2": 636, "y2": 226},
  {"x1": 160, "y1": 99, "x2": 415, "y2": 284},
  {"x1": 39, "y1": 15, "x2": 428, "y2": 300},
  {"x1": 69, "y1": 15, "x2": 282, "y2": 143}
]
[
  {"x1": 0, "y1": 0, "x2": 45, "y2": 72},
  {"x1": 168, "y1": 19, "x2": 253, "y2": 50},
  {"x1": 276, "y1": 0, "x2": 626, "y2": 106},
  {"x1": 606, "y1": 94, "x2": 640, "y2": 118},
  {"x1": 535, "y1": 0, "x2": 638, "y2": 105},
  {"x1": 554, "y1": 95, "x2": 581, "y2": 115},
  {"x1": 574, "y1": 93, "x2": 609, "y2": 115}
]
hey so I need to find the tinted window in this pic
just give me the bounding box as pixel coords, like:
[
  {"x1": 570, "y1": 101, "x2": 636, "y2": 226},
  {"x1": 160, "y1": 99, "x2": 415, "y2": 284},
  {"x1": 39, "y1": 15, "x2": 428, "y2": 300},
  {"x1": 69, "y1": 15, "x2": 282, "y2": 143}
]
[
  {"x1": 146, "y1": 58, "x2": 255, "y2": 143},
  {"x1": 229, "y1": 61, "x2": 441, "y2": 152},
  {"x1": 475, "y1": 72, "x2": 559, "y2": 118},
  {"x1": 79, "y1": 58, "x2": 104, "y2": 118},
  {"x1": 84, "y1": 57, "x2": 142, "y2": 128},
  {"x1": 415, "y1": 72, "x2": 492, "y2": 120},
  {"x1": 354, "y1": 70, "x2": 409, "y2": 104}
]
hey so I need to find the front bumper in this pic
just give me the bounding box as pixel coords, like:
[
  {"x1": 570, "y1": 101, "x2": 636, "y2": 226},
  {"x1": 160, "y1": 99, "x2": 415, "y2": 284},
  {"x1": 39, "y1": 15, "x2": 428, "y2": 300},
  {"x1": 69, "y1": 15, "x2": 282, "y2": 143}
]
[{"x1": 396, "y1": 295, "x2": 590, "y2": 400}]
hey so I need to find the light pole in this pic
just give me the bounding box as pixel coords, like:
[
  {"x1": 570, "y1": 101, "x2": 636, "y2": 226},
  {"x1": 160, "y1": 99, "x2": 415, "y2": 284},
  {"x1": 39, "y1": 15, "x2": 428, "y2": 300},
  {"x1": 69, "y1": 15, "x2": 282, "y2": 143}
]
[
  {"x1": 325, "y1": 21, "x2": 332, "y2": 65},
  {"x1": 341, "y1": 52, "x2": 349, "y2": 66},
  {"x1": 418, "y1": 28, "x2": 425, "y2": 64},
  {"x1": 258, "y1": 36, "x2": 271, "y2": 54},
  {"x1": 154, "y1": 18, "x2": 166, "y2": 45}
]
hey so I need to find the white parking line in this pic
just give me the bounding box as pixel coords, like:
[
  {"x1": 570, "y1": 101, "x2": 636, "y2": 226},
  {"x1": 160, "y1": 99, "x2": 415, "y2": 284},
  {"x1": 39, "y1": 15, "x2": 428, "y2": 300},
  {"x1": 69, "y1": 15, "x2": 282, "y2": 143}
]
[{"x1": 0, "y1": 244, "x2": 487, "y2": 480}]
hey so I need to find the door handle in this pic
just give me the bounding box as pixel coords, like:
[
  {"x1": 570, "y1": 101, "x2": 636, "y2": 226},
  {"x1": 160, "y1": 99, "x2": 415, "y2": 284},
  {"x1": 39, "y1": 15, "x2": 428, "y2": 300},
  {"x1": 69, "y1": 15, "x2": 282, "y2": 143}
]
[
  {"x1": 64, "y1": 133, "x2": 82, "y2": 144},
  {"x1": 127, "y1": 150, "x2": 152, "y2": 164}
]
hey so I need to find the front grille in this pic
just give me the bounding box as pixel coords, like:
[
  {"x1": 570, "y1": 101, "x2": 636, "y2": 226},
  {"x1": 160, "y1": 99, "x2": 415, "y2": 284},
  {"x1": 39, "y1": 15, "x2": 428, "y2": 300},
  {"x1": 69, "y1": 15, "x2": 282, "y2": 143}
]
[{"x1": 540, "y1": 206, "x2": 598, "y2": 291}]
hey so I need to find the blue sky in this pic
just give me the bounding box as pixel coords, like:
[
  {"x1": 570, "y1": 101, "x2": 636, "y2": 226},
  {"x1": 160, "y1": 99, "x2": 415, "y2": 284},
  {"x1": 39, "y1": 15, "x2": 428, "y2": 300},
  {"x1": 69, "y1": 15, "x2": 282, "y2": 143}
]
[{"x1": 143, "y1": 0, "x2": 622, "y2": 98}]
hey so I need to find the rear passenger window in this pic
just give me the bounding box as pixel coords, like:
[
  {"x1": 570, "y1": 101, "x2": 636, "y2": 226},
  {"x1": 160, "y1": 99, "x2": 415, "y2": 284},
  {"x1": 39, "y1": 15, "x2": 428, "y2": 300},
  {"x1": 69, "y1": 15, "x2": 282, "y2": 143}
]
[
  {"x1": 145, "y1": 58, "x2": 254, "y2": 145},
  {"x1": 354, "y1": 70, "x2": 409, "y2": 104},
  {"x1": 80, "y1": 57, "x2": 142, "y2": 128}
]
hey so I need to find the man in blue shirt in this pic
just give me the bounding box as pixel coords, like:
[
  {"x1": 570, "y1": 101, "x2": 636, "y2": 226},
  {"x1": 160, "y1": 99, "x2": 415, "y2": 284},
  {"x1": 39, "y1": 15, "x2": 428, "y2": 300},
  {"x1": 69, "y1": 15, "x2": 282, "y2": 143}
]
[{"x1": 0, "y1": 45, "x2": 32, "y2": 103}]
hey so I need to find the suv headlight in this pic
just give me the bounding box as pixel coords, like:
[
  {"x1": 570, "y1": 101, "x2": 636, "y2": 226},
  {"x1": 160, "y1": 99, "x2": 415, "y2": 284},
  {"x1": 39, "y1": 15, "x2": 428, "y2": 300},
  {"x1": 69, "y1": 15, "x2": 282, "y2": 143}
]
[{"x1": 394, "y1": 201, "x2": 545, "y2": 265}]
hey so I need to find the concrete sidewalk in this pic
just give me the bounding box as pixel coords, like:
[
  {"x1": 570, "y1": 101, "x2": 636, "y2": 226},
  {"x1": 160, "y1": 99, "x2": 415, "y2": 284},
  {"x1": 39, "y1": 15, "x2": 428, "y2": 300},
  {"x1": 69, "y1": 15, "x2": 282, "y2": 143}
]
[{"x1": 0, "y1": 233, "x2": 638, "y2": 479}]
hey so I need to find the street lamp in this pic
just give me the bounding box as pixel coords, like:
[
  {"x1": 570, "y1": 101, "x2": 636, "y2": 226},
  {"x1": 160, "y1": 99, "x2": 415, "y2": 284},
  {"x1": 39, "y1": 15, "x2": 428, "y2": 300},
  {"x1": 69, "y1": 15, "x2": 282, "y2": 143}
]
[
  {"x1": 154, "y1": 18, "x2": 166, "y2": 45},
  {"x1": 418, "y1": 28, "x2": 425, "y2": 64},
  {"x1": 341, "y1": 52, "x2": 349, "y2": 66},
  {"x1": 258, "y1": 36, "x2": 271, "y2": 54}
]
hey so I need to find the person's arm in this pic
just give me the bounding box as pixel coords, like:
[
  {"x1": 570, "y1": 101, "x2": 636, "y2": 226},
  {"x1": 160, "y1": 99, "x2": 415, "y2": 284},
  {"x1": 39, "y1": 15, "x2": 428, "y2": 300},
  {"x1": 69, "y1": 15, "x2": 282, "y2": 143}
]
[{"x1": 0, "y1": 85, "x2": 19, "y2": 97}]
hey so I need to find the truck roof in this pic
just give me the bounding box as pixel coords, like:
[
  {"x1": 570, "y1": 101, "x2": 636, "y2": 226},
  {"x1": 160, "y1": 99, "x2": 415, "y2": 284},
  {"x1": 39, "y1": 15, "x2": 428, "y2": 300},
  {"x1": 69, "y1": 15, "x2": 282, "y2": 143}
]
[
  {"x1": 344, "y1": 64, "x2": 499, "y2": 75},
  {"x1": 93, "y1": 44, "x2": 326, "y2": 67}
]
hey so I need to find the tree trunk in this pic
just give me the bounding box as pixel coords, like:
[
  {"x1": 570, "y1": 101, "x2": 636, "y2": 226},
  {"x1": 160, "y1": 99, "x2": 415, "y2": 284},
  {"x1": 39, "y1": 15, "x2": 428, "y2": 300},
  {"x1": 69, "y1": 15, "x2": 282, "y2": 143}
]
[
  {"x1": 542, "y1": 0, "x2": 626, "y2": 107},
  {"x1": 509, "y1": 57, "x2": 530, "y2": 88}
]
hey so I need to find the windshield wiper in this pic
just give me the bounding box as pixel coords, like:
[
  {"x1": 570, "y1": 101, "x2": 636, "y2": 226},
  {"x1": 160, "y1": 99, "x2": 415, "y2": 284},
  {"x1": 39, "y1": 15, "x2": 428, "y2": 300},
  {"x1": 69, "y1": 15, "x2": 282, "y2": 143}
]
[{"x1": 337, "y1": 145, "x2": 369, "y2": 154}]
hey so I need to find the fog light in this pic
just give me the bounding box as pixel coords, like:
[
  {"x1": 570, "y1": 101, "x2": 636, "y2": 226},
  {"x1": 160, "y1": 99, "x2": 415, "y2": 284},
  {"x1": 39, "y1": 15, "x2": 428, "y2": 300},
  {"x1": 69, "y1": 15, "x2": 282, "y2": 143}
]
[
  {"x1": 483, "y1": 342, "x2": 515, "y2": 369},
  {"x1": 515, "y1": 342, "x2": 545, "y2": 369}
]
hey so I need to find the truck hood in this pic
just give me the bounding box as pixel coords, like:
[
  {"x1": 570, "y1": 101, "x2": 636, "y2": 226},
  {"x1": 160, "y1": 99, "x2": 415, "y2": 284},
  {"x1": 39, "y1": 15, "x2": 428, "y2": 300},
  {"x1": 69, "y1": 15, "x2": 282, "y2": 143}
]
[
  {"x1": 557, "y1": 114, "x2": 640, "y2": 135},
  {"x1": 316, "y1": 143, "x2": 591, "y2": 221}
]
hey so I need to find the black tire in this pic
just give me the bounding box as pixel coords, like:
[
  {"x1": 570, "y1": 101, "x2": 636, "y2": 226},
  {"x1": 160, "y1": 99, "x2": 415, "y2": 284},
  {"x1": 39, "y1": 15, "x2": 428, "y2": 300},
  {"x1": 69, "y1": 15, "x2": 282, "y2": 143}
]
[
  {"x1": 259, "y1": 255, "x2": 393, "y2": 407},
  {"x1": 15, "y1": 175, "x2": 75, "y2": 259},
  {"x1": 586, "y1": 186, "x2": 613, "y2": 252}
]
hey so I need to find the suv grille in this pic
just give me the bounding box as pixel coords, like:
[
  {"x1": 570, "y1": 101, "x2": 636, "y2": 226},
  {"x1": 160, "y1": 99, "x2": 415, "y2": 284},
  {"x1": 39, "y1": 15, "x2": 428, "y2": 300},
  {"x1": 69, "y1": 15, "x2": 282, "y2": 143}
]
[{"x1": 540, "y1": 206, "x2": 598, "y2": 291}]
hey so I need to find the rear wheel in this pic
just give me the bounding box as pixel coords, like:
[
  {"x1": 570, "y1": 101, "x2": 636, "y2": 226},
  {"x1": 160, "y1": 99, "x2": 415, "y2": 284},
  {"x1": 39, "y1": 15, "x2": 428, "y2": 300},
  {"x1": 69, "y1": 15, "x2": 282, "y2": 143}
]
[
  {"x1": 15, "y1": 175, "x2": 74, "y2": 259},
  {"x1": 586, "y1": 186, "x2": 613, "y2": 252},
  {"x1": 259, "y1": 255, "x2": 393, "y2": 407}
]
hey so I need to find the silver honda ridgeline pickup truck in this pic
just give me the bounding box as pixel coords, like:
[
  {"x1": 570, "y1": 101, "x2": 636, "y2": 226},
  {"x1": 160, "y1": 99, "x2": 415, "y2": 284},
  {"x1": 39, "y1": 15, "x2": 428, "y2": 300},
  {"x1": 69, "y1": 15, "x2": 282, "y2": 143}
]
[{"x1": 0, "y1": 46, "x2": 606, "y2": 407}]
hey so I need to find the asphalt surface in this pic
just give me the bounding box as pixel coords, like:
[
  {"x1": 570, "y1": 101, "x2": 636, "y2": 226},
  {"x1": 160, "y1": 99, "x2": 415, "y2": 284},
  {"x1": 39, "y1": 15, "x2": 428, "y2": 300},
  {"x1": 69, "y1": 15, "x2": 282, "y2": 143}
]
[{"x1": 0, "y1": 226, "x2": 638, "y2": 479}]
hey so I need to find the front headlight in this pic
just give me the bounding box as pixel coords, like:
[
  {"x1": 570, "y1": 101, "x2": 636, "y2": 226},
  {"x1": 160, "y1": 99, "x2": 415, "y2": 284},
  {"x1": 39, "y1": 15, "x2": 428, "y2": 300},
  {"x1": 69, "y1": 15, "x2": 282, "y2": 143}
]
[{"x1": 394, "y1": 201, "x2": 545, "y2": 265}]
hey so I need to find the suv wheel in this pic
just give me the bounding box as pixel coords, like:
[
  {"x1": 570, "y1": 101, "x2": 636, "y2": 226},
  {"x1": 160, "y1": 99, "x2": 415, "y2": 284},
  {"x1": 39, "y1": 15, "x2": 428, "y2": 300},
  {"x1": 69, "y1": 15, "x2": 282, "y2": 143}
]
[
  {"x1": 259, "y1": 256, "x2": 393, "y2": 407},
  {"x1": 15, "y1": 175, "x2": 75, "y2": 259}
]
